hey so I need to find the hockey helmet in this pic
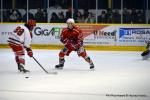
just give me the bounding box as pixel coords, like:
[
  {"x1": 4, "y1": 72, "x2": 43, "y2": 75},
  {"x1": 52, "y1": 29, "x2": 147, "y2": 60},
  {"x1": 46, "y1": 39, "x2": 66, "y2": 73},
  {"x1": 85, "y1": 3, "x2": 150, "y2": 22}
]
[
  {"x1": 66, "y1": 18, "x2": 75, "y2": 23},
  {"x1": 66, "y1": 18, "x2": 75, "y2": 29},
  {"x1": 27, "y1": 19, "x2": 36, "y2": 27},
  {"x1": 26, "y1": 19, "x2": 36, "y2": 31}
]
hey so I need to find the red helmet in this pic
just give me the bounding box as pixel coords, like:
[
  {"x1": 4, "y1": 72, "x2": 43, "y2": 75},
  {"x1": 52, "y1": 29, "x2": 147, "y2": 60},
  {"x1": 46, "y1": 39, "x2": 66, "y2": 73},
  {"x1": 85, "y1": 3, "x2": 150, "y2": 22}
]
[
  {"x1": 26, "y1": 20, "x2": 36, "y2": 27},
  {"x1": 26, "y1": 20, "x2": 36, "y2": 31}
]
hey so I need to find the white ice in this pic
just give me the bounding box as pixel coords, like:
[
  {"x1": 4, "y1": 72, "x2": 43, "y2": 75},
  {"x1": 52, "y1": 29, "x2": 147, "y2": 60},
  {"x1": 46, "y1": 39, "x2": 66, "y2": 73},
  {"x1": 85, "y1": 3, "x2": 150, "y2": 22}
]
[{"x1": 0, "y1": 49, "x2": 150, "y2": 100}]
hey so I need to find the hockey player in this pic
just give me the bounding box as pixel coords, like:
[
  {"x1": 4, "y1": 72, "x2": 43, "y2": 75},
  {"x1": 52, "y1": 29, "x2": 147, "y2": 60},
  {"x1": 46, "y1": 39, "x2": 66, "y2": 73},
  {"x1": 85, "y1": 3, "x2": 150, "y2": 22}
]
[
  {"x1": 55, "y1": 18, "x2": 94, "y2": 69},
  {"x1": 8, "y1": 20, "x2": 36, "y2": 73},
  {"x1": 141, "y1": 40, "x2": 150, "y2": 60}
]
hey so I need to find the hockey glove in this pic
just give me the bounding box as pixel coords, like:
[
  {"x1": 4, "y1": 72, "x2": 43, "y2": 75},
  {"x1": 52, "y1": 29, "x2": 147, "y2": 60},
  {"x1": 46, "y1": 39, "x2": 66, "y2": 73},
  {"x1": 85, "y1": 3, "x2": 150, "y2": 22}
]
[{"x1": 26, "y1": 48, "x2": 33, "y2": 57}]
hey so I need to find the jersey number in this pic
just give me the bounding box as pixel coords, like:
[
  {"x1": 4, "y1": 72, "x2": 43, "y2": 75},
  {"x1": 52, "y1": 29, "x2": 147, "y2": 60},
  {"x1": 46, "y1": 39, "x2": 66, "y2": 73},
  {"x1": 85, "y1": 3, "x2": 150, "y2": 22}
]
[{"x1": 14, "y1": 26, "x2": 24, "y2": 36}]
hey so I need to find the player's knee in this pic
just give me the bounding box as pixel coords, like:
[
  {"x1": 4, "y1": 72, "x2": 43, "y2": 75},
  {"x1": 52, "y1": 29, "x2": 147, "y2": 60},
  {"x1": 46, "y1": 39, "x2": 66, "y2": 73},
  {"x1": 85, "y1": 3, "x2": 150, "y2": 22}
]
[
  {"x1": 79, "y1": 52, "x2": 87, "y2": 58},
  {"x1": 18, "y1": 55, "x2": 25, "y2": 64},
  {"x1": 16, "y1": 51, "x2": 25, "y2": 56},
  {"x1": 19, "y1": 58, "x2": 25, "y2": 65}
]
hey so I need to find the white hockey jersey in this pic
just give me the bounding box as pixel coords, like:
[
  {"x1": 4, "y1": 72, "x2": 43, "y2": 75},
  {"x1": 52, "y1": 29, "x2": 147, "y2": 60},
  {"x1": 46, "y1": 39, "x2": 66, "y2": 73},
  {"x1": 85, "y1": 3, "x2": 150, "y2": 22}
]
[{"x1": 8, "y1": 25, "x2": 32, "y2": 48}]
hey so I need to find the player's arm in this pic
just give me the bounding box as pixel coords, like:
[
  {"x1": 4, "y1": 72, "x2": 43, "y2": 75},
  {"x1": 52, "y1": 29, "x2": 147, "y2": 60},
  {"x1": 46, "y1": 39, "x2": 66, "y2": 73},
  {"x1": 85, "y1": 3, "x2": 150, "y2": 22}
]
[
  {"x1": 24, "y1": 28, "x2": 33, "y2": 57},
  {"x1": 24, "y1": 29, "x2": 32, "y2": 48},
  {"x1": 73, "y1": 28, "x2": 84, "y2": 50},
  {"x1": 60, "y1": 29, "x2": 70, "y2": 45}
]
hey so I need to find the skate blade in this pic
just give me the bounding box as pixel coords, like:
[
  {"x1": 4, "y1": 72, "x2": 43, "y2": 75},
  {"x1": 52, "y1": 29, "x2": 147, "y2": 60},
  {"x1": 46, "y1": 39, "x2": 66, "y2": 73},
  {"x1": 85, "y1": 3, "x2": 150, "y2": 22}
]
[
  {"x1": 19, "y1": 70, "x2": 30, "y2": 73},
  {"x1": 47, "y1": 71, "x2": 58, "y2": 75},
  {"x1": 55, "y1": 67, "x2": 63, "y2": 70},
  {"x1": 90, "y1": 68, "x2": 95, "y2": 71}
]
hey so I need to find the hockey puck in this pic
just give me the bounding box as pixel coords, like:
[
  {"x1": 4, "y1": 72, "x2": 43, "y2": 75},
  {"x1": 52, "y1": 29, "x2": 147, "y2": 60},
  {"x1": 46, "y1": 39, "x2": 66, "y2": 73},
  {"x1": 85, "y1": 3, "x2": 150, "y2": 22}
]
[{"x1": 25, "y1": 77, "x2": 29, "y2": 78}]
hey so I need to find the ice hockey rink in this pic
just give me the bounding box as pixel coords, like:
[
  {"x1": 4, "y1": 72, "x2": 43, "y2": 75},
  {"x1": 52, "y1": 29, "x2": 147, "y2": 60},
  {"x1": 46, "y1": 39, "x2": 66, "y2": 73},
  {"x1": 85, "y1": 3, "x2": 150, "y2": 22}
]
[{"x1": 0, "y1": 49, "x2": 150, "y2": 100}]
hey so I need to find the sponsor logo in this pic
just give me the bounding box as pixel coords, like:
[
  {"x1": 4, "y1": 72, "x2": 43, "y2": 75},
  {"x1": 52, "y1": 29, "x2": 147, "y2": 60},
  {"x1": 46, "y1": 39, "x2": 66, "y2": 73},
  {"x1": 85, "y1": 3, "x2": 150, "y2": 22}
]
[
  {"x1": 34, "y1": 27, "x2": 62, "y2": 38},
  {"x1": 1, "y1": 32, "x2": 13, "y2": 35},
  {"x1": 93, "y1": 30, "x2": 117, "y2": 39},
  {"x1": 119, "y1": 28, "x2": 150, "y2": 38},
  {"x1": 119, "y1": 28, "x2": 150, "y2": 43}
]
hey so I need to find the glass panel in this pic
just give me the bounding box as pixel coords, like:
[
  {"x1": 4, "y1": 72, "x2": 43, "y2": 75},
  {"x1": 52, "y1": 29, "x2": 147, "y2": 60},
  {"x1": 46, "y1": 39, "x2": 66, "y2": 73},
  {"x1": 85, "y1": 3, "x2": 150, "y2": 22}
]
[
  {"x1": 149, "y1": 0, "x2": 150, "y2": 10},
  {"x1": 123, "y1": 0, "x2": 145, "y2": 9},
  {"x1": 16, "y1": 0, "x2": 26, "y2": 9},
  {"x1": 76, "y1": 0, "x2": 96, "y2": 9},
  {"x1": 123, "y1": 0, "x2": 146, "y2": 24},
  {"x1": 16, "y1": 0, "x2": 27, "y2": 22},
  {"x1": 148, "y1": 0, "x2": 150, "y2": 23},
  {"x1": 0, "y1": 0, "x2": 1, "y2": 22},
  {"x1": 98, "y1": 0, "x2": 108, "y2": 9},
  {"x1": 112, "y1": 0, "x2": 121, "y2": 9},
  {"x1": 49, "y1": 0, "x2": 71, "y2": 23},
  {"x1": 74, "y1": 0, "x2": 96, "y2": 23},
  {"x1": 49, "y1": 0, "x2": 70, "y2": 9},
  {"x1": 3, "y1": 0, "x2": 12, "y2": 22},
  {"x1": 9, "y1": 0, "x2": 25, "y2": 22},
  {"x1": 29, "y1": 0, "x2": 44, "y2": 9},
  {"x1": 3, "y1": 0, "x2": 12, "y2": 9},
  {"x1": 29, "y1": 0, "x2": 47, "y2": 23},
  {"x1": 2, "y1": 0, "x2": 27, "y2": 22},
  {"x1": 98, "y1": 0, "x2": 121, "y2": 23},
  {"x1": 1, "y1": 0, "x2": 148, "y2": 23}
]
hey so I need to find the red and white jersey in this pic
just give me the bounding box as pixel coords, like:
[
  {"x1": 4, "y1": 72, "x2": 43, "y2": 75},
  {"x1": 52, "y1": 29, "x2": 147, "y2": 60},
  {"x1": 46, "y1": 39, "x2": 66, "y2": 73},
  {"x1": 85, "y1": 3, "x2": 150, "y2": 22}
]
[
  {"x1": 8, "y1": 25, "x2": 32, "y2": 48},
  {"x1": 60, "y1": 26, "x2": 83, "y2": 44}
]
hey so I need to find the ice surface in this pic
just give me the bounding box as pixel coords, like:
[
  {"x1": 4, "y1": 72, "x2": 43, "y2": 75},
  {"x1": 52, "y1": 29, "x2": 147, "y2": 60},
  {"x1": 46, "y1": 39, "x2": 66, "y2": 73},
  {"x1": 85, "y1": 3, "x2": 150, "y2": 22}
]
[{"x1": 0, "y1": 49, "x2": 150, "y2": 100}]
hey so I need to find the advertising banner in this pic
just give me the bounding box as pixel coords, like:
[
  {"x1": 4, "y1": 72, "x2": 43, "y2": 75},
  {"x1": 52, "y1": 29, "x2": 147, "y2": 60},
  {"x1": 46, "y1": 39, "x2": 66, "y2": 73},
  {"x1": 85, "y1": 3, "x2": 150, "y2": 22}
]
[
  {"x1": 0, "y1": 23, "x2": 150, "y2": 46},
  {"x1": 0, "y1": 24, "x2": 65, "y2": 44},
  {"x1": 32, "y1": 24, "x2": 65, "y2": 44},
  {"x1": 80, "y1": 25, "x2": 117, "y2": 46},
  {"x1": 0, "y1": 24, "x2": 19, "y2": 44},
  {"x1": 117, "y1": 26, "x2": 150, "y2": 46}
]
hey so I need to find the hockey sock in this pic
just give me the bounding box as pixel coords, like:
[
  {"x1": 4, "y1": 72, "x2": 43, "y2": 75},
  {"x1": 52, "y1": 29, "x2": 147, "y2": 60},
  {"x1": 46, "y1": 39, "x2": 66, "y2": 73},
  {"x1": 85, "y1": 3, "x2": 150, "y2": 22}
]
[
  {"x1": 59, "y1": 57, "x2": 65, "y2": 65},
  {"x1": 85, "y1": 57, "x2": 93, "y2": 64}
]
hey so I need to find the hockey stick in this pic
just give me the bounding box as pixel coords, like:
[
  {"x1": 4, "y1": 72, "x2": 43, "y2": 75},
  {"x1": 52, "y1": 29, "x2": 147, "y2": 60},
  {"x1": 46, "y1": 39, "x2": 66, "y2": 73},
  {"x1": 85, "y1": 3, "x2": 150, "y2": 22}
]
[{"x1": 32, "y1": 56, "x2": 57, "y2": 74}]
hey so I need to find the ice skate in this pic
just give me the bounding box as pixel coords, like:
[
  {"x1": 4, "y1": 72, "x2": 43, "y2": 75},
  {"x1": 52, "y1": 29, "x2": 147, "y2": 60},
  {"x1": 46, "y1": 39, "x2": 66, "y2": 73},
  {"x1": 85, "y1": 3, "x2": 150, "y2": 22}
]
[
  {"x1": 55, "y1": 64, "x2": 64, "y2": 69},
  {"x1": 90, "y1": 63, "x2": 95, "y2": 70},
  {"x1": 141, "y1": 50, "x2": 150, "y2": 60},
  {"x1": 18, "y1": 64, "x2": 30, "y2": 73},
  {"x1": 55, "y1": 58, "x2": 65, "y2": 69}
]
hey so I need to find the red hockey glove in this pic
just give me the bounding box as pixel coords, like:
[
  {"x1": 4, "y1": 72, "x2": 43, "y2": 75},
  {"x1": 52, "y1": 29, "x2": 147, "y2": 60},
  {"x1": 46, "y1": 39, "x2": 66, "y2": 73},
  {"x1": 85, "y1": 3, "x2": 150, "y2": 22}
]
[{"x1": 26, "y1": 48, "x2": 33, "y2": 57}]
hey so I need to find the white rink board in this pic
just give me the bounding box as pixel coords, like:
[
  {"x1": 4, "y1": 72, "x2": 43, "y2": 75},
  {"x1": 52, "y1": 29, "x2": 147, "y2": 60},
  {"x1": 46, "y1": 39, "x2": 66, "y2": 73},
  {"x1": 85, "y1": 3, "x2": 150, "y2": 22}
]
[{"x1": 0, "y1": 23, "x2": 150, "y2": 46}]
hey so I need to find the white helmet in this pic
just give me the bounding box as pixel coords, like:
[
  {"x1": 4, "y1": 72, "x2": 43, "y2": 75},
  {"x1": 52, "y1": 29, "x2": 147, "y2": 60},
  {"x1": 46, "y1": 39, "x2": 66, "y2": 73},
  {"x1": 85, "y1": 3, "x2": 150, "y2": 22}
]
[{"x1": 66, "y1": 18, "x2": 75, "y2": 23}]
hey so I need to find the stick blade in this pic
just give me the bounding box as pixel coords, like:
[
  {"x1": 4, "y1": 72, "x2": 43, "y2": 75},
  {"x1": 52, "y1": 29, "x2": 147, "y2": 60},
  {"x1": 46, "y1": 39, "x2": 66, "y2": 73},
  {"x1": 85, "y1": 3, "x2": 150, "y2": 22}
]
[{"x1": 47, "y1": 71, "x2": 58, "y2": 75}]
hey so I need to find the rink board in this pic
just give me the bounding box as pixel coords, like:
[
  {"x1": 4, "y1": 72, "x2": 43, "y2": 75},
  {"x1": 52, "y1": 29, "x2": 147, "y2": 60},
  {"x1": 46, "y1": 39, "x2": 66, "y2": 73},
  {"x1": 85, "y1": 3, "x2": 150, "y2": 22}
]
[
  {"x1": 0, "y1": 44, "x2": 145, "y2": 51},
  {"x1": 0, "y1": 23, "x2": 149, "y2": 51}
]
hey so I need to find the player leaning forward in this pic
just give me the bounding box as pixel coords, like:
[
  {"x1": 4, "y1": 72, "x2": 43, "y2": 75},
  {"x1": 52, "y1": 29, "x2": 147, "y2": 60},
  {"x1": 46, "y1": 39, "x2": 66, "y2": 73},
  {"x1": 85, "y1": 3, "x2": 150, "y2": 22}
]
[
  {"x1": 55, "y1": 18, "x2": 94, "y2": 69},
  {"x1": 8, "y1": 20, "x2": 36, "y2": 73}
]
